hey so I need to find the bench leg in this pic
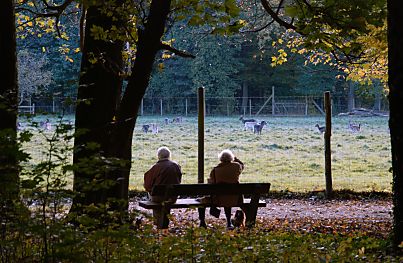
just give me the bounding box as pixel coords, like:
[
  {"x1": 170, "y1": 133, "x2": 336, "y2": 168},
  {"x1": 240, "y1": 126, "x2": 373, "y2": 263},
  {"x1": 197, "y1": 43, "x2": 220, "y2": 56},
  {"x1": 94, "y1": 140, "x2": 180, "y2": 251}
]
[
  {"x1": 198, "y1": 208, "x2": 207, "y2": 228},
  {"x1": 153, "y1": 208, "x2": 170, "y2": 229},
  {"x1": 241, "y1": 206, "x2": 258, "y2": 228}
]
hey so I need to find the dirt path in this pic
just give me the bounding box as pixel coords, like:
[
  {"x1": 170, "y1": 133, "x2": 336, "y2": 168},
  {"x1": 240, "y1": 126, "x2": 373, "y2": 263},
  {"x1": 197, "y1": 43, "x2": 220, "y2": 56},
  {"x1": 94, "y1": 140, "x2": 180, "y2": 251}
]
[{"x1": 130, "y1": 198, "x2": 392, "y2": 237}]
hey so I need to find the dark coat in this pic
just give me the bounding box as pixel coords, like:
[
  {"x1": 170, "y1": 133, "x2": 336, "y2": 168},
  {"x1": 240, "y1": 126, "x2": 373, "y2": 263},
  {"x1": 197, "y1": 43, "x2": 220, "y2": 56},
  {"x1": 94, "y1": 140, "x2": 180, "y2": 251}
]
[
  {"x1": 208, "y1": 159, "x2": 244, "y2": 207},
  {"x1": 144, "y1": 159, "x2": 182, "y2": 202}
]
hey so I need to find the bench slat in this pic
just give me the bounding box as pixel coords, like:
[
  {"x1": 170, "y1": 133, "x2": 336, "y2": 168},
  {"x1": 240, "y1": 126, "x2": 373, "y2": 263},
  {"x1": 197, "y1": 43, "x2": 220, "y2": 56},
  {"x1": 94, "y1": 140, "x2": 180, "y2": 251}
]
[
  {"x1": 150, "y1": 183, "x2": 270, "y2": 196},
  {"x1": 138, "y1": 198, "x2": 266, "y2": 209}
]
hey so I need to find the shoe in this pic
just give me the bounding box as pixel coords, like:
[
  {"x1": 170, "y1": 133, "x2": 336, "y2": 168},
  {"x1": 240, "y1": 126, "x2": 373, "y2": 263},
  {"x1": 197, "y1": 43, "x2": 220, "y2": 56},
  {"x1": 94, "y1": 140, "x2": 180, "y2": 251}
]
[{"x1": 226, "y1": 224, "x2": 234, "y2": 230}]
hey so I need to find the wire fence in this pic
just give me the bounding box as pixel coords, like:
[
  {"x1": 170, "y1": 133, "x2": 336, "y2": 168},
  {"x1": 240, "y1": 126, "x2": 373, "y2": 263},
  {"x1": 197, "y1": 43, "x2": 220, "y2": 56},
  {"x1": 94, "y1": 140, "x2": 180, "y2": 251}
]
[{"x1": 19, "y1": 94, "x2": 389, "y2": 117}]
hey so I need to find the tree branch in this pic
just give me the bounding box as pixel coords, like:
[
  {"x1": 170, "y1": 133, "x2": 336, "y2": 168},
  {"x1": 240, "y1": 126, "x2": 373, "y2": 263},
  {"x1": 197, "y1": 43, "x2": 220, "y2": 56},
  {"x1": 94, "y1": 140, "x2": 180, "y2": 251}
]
[
  {"x1": 241, "y1": 19, "x2": 275, "y2": 33},
  {"x1": 160, "y1": 43, "x2": 195, "y2": 58},
  {"x1": 260, "y1": 0, "x2": 297, "y2": 30}
]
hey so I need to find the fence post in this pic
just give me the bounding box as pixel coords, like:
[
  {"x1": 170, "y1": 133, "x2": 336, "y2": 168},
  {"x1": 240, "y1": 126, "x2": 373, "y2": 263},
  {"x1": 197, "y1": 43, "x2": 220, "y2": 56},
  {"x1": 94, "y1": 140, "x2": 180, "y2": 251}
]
[
  {"x1": 227, "y1": 102, "x2": 229, "y2": 116},
  {"x1": 249, "y1": 99, "x2": 252, "y2": 116},
  {"x1": 32, "y1": 103, "x2": 35, "y2": 115},
  {"x1": 324, "y1": 91, "x2": 332, "y2": 198},
  {"x1": 198, "y1": 87, "x2": 205, "y2": 184},
  {"x1": 160, "y1": 99, "x2": 163, "y2": 116},
  {"x1": 305, "y1": 96, "x2": 308, "y2": 115},
  {"x1": 140, "y1": 99, "x2": 144, "y2": 115},
  {"x1": 52, "y1": 97, "x2": 55, "y2": 113},
  {"x1": 272, "y1": 86, "x2": 275, "y2": 116},
  {"x1": 185, "y1": 98, "x2": 188, "y2": 116}
]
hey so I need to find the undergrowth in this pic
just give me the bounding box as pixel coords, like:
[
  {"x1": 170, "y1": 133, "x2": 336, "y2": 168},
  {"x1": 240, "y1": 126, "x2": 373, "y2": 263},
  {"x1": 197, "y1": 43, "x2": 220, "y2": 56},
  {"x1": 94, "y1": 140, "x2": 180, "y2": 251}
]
[{"x1": 1, "y1": 221, "x2": 401, "y2": 262}]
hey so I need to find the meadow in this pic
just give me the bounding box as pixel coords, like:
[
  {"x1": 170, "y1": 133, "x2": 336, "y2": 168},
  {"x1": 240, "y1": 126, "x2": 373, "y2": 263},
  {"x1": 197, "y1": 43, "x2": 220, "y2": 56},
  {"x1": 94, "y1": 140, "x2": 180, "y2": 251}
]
[{"x1": 21, "y1": 115, "x2": 391, "y2": 193}]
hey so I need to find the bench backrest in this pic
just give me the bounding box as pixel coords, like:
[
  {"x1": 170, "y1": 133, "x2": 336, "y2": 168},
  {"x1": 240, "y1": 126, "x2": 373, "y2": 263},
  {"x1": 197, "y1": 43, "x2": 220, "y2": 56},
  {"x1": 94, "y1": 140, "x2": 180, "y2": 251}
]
[{"x1": 150, "y1": 183, "x2": 270, "y2": 196}]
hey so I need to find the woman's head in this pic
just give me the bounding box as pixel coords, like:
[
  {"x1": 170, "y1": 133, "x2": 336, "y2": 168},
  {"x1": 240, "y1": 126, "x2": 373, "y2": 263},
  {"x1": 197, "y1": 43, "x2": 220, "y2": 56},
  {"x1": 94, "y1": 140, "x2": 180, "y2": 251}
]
[
  {"x1": 218, "y1": 149, "x2": 235, "y2": 163},
  {"x1": 157, "y1": 146, "x2": 171, "y2": 160}
]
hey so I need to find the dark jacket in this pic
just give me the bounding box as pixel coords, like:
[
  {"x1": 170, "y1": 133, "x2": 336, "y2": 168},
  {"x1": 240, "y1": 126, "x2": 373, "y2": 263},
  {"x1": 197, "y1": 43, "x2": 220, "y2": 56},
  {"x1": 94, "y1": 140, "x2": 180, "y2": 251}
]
[
  {"x1": 208, "y1": 158, "x2": 244, "y2": 207},
  {"x1": 144, "y1": 159, "x2": 182, "y2": 202}
]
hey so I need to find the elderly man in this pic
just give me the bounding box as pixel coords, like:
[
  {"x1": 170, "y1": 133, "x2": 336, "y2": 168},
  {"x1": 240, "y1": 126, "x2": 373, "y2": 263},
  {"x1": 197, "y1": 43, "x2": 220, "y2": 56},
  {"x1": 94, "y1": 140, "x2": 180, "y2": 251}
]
[{"x1": 144, "y1": 146, "x2": 182, "y2": 228}]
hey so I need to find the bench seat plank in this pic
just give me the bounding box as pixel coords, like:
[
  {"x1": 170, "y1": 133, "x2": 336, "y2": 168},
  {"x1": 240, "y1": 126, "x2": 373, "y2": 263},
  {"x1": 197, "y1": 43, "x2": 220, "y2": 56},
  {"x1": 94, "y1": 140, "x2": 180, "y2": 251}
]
[
  {"x1": 151, "y1": 183, "x2": 270, "y2": 196},
  {"x1": 138, "y1": 198, "x2": 266, "y2": 209}
]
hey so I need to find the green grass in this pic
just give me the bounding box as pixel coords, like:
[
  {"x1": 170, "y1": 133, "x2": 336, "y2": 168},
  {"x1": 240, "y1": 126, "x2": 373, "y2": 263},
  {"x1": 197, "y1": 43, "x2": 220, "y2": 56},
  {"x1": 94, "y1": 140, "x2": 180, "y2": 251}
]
[{"x1": 21, "y1": 115, "x2": 392, "y2": 193}]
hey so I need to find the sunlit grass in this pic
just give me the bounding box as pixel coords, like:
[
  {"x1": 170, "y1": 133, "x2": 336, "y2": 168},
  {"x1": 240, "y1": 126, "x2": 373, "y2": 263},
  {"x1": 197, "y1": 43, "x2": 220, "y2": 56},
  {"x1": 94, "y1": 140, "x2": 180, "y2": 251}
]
[{"x1": 20, "y1": 115, "x2": 391, "y2": 193}]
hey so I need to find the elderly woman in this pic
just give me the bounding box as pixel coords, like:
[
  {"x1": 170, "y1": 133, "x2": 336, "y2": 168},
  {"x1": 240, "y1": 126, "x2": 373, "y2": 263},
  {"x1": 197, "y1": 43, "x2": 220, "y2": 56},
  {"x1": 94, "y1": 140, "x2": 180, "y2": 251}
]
[{"x1": 199, "y1": 149, "x2": 244, "y2": 229}]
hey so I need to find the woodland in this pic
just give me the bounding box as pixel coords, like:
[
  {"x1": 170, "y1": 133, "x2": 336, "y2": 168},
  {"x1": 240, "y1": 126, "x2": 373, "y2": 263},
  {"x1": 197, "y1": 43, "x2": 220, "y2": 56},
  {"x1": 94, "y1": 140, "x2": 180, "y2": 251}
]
[{"x1": 1, "y1": 0, "x2": 403, "y2": 261}]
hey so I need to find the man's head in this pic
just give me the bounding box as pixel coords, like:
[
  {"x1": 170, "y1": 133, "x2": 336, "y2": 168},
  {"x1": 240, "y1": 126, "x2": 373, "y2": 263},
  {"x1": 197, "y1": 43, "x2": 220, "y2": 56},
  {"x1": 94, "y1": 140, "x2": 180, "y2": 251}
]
[
  {"x1": 157, "y1": 146, "x2": 171, "y2": 160},
  {"x1": 218, "y1": 149, "x2": 234, "y2": 163}
]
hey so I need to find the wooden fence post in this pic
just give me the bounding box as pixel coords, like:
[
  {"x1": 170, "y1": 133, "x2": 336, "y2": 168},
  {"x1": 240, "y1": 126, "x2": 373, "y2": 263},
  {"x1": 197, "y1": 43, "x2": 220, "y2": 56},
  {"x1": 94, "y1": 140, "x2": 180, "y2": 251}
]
[
  {"x1": 305, "y1": 96, "x2": 308, "y2": 115},
  {"x1": 198, "y1": 87, "x2": 205, "y2": 184},
  {"x1": 160, "y1": 99, "x2": 163, "y2": 116},
  {"x1": 324, "y1": 91, "x2": 333, "y2": 198},
  {"x1": 272, "y1": 86, "x2": 275, "y2": 116},
  {"x1": 52, "y1": 97, "x2": 55, "y2": 113},
  {"x1": 185, "y1": 98, "x2": 188, "y2": 116}
]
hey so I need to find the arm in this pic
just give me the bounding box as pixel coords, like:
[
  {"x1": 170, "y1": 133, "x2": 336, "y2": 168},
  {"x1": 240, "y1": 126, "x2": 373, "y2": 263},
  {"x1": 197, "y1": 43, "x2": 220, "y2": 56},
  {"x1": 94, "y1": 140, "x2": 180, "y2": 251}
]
[
  {"x1": 143, "y1": 168, "x2": 155, "y2": 193},
  {"x1": 207, "y1": 168, "x2": 216, "y2": 184},
  {"x1": 234, "y1": 157, "x2": 244, "y2": 171}
]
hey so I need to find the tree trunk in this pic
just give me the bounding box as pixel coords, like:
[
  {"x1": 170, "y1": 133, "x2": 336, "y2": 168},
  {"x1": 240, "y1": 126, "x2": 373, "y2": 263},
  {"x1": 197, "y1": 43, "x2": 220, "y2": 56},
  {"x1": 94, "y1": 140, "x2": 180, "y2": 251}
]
[
  {"x1": 72, "y1": 5, "x2": 124, "y2": 210},
  {"x1": 0, "y1": 0, "x2": 19, "y2": 206},
  {"x1": 106, "y1": 0, "x2": 172, "y2": 208},
  {"x1": 388, "y1": 0, "x2": 403, "y2": 247},
  {"x1": 347, "y1": 81, "x2": 355, "y2": 111},
  {"x1": 373, "y1": 83, "x2": 382, "y2": 112},
  {"x1": 72, "y1": 0, "x2": 172, "y2": 214}
]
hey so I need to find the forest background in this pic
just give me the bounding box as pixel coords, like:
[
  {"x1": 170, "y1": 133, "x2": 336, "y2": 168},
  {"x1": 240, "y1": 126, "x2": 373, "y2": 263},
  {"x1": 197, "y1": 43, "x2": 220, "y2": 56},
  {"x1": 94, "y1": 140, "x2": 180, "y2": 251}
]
[{"x1": 16, "y1": 2, "x2": 386, "y2": 114}]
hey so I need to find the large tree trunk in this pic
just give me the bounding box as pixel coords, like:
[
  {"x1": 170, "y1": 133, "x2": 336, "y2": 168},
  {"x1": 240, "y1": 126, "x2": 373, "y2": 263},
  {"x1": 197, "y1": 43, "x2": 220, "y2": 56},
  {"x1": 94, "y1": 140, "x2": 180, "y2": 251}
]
[
  {"x1": 388, "y1": 0, "x2": 403, "y2": 247},
  {"x1": 72, "y1": 0, "x2": 172, "y2": 214},
  {"x1": 72, "y1": 5, "x2": 124, "y2": 210},
  {"x1": 0, "y1": 0, "x2": 19, "y2": 207},
  {"x1": 106, "y1": 0, "x2": 172, "y2": 208}
]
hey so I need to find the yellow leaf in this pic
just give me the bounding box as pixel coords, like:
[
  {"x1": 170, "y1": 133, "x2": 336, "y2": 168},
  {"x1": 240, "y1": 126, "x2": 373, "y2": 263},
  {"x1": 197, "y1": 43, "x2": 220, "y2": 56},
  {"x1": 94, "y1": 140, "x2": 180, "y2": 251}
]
[
  {"x1": 27, "y1": 21, "x2": 33, "y2": 27},
  {"x1": 65, "y1": 56, "x2": 74, "y2": 63},
  {"x1": 42, "y1": 47, "x2": 46, "y2": 52}
]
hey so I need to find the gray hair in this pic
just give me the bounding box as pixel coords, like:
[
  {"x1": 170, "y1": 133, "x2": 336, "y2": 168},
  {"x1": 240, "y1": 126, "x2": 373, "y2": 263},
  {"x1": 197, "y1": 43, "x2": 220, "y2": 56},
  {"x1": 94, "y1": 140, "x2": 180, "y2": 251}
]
[
  {"x1": 157, "y1": 146, "x2": 171, "y2": 160},
  {"x1": 218, "y1": 149, "x2": 234, "y2": 163}
]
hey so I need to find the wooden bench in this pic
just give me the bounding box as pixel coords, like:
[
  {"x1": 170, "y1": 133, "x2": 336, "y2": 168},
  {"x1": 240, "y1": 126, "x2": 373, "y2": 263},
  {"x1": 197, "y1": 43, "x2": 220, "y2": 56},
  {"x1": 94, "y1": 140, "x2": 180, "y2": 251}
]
[{"x1": 138, "y1": 183, "x2": 270, "y2": 229}]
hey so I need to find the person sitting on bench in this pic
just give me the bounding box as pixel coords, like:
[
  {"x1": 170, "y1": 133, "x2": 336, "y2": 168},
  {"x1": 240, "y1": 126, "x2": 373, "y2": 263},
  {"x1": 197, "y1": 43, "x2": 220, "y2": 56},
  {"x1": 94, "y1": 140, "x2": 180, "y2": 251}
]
[
  {"x1": 144, "y1": 146, "x2": 182, "y2": 228},
  {"x1": 199, "y1": 149, "x2": 244, "y2": 229}
]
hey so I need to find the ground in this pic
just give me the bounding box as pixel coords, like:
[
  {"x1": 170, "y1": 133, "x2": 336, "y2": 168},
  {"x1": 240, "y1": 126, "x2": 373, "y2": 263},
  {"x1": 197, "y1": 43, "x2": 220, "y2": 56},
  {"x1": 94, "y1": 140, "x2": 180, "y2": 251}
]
[{"x1": 131, "y1": 196, "x2": 392, "y2": 238}]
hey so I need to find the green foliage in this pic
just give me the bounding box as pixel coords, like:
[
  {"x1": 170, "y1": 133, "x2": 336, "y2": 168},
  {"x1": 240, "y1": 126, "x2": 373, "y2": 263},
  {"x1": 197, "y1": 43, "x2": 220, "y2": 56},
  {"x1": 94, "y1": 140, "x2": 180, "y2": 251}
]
[{"x1": 1, "y1": 216, "x2": 401, "y2": 262}]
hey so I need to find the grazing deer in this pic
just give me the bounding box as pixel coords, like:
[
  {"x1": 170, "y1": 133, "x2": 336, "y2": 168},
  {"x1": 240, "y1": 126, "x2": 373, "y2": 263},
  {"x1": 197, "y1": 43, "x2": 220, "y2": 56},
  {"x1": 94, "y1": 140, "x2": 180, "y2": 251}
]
[
  {"x1": 239, "y1": 116, "x2": 256, "y2": 124},
  {"x1": 315, "y1": 124, "x2": 325, "y2": 133},
  {"x1": 349, "y1": 121, "x2": 361, "y2": 132},
  {"x1": 254, "y1": 121, "x2": 267, "y2": 134}
]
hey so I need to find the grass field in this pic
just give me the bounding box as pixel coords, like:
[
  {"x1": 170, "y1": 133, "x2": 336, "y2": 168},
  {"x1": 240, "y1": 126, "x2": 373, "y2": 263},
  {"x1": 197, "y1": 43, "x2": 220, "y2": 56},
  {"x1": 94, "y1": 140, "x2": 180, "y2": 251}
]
[{"x1": 21, "y1": 115, "x2": 392, "y2": 193}]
